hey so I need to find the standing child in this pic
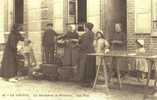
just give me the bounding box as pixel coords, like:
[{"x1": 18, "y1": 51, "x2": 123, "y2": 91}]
[
  {"x1": 136, "y1": 39, "x2": 148, "y2": 81},
  {"x1": 94, "y1": 30, "x2": 110, "y2": 55},
  {"x1": 19, "y1": 39, "x2": 36, "y2": 78},
  {"x1": 93, "y1": 30, "x2": 110, "y2": 81}
]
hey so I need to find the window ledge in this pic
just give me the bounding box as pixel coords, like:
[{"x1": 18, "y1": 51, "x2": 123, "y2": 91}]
[
  {"x1": 151, "y1": 32, "x2": 157, "y2": 37},
  {"x1": 134, "y1": 33, "x2": 150, "y2": 35}
]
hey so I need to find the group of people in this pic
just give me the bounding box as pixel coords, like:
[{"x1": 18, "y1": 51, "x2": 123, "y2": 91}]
[
  {"x1": 0, "y1": 22, "x2": 149, "y2": 86},
  {"x1": 42, "y1": 22, "x2": 99, "y2": 86},
  {"x1": 40, "y1": 22, "x2": 109, "y2": 86}
]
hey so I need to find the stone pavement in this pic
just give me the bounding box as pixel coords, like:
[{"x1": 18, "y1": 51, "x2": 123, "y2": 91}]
[{"x1": 0, "y1": 77, "x2": 156, "y2": 100}]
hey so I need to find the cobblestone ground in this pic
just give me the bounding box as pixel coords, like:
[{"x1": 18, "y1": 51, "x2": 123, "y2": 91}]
[{"x1": 0, "y1": 77, "x2": 156, "y2": 100}]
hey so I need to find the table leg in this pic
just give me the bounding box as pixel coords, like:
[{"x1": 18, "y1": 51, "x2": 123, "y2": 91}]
[
  {"x1": 146, "y1": 60, "x2": 153, "y2": 88},
  {"x1": 154, "y1": 62, "x2": 157, "y2": 87},
  {"x1": 144, "y1": 60, "x2": 153, "y2": 98},
  {"x1": 103, "y1": 58, "x2": 109, "y2": 93},
  {"x1": 93, "y1": 56, "x2": 102, "y2": 88},
  {"x1": 116, "y1": 58, "x2": 122, "y2": 89}
]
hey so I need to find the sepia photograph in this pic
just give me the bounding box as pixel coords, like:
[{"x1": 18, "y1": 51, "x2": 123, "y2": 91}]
[{"x1": 0, "y1": 0, "x2": 157, "y2": 100}]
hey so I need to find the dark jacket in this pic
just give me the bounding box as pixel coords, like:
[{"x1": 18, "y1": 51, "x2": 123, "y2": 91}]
[
  {"x1": 64, "y1": 31, "x2": 79, "y2": 40},
  {"x1": 42, "y1": 29, "x2": 57, "y2": 47},
  {"x1": 79, "y1": 30, "x2": 95, "y2": 53},
  {"x1": 79, "y1": 30, "x2": 96, "y2": 82},
  {"x1": 58, "y1": 31, "x2": 79, "y2": 40}
]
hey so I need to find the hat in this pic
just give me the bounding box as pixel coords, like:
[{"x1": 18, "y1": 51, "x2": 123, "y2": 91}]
[
  {"x1": 136, "y1": 39, "x2": 144, "y2": 46},
  {"x1": 12, "y1": 24, "x2": 20, "y2": 31},
  {"x1": 68, "y1": 24, "x2": 75, "y2": 31},
  {"x1": 96, "y1": 30, "x2": 104, "y2": 37},
  {"x1": 47, "y1": 23, "x2": 53, "y2": 26},
  {"x1": 85, "y1": 22, "x2": 94, "y2": 30},
  {"x1": 115, "y1": 23, "x2": 121, "y2": 32}
]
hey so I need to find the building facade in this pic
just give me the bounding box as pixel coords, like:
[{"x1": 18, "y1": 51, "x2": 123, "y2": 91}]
[{"x1": 0, "y1": 0, "x2": 157, "y2": 64}]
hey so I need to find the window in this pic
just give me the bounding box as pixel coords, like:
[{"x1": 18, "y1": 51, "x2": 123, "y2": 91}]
[
  {"x1": 69, "y1": 1, "x2": 76, "y2": 16},
  {"x1": 68, "y1": 0, "x2": 87, "y2": 31},
  {"x1": 68, "y1": 0, "x2": 77, "y2": 24},
  {"x1": 135, "y1": 0, "x2": 151, "y2": 33},
  {"x1": 152, "y1": 0, "x2": 157, "y2": 32}
]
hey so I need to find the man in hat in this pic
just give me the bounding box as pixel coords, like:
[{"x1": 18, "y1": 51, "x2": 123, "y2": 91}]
[{"x1": 42, "y1": 23, "x2": 58, "y2": 64}]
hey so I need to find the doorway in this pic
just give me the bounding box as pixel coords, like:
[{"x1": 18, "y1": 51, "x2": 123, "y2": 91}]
[
  {"x1": 105, "y1": 0, "x2": 127, "y2": 50},
  {"x1": 77, "y1": 0, "x2": 87, "y2": 31},
  {"x1": 77, "y1": 0, "x2": 87, "y2": 23},
  {"x1": 14, "y1": 0, "x2": 24, "y2": 24}
]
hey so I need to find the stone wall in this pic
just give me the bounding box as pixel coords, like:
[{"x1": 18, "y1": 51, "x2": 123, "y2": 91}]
[
  {"x1": 0, "y1": 0, "x2": 4, "y2": 43},
  {"x1": 24, "y1": 0, "x2": 42, "y2": 64},
  {"x1": 53, "y1": 0, "x2": 64, "y2": 34},
  {"x1": 127, "y1": 0, "x2": 136, "y2": 53},
  {"x1": 3, "y1": 0, "x2": 157, "y2": 65},
  {"x1": 24, "y1": 0, "x2": 66, "y2": 64}
]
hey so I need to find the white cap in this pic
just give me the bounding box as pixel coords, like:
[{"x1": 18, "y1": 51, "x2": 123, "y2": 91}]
[
  {"x1": 19, "y1": 31, "x2": 25, "y2": 34},
  {"x1": 136, "y1": 39, "x2": 144, "y2": 46},
  {"x1": 115, "y1": 23, "x2": 121, "y2": 32},
  {"x1": 70, "y1": 25, "x2": 75, "y2": 31}
]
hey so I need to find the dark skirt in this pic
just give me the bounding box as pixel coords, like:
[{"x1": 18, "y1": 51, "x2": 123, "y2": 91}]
[
  {"x1": 1, "y1": 49, "x2": 17, "y2": 79},
  {"x1": 83, "y1": 55, "x2": 96, "y2": 83},
  {"x1": 63, "y1": 46, "x2": 79, "y2": 66}
]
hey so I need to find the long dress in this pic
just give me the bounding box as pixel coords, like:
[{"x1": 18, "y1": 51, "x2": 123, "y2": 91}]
[
  {"x1": 79, "y1": 30, "x2": 96, "y2": 82},
  {"x1": 93, "y1": 38, "x2": 110, "y2": 65},
  {"x1": 1, "y1": 31, "x2": 24, "y2": 79},
  {"x1": 136, "y1": 47, "x2": 148, "y2": 72},
  {"x1": 93, "y1": 38, "x2": 111, "y2": 80}
]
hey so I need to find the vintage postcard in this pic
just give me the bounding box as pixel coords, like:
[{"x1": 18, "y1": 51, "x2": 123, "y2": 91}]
[{"x1": 0, "y1": 0, "x2": 157, "y2": 100}]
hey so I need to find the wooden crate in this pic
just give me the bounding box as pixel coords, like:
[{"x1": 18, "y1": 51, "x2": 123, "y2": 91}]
[
  {"x1": 40, "y1": 64, "x2": 59, "y2": 80},
  {"x1": 57, "y1": 66, "x2": 77, "y2": 81}
]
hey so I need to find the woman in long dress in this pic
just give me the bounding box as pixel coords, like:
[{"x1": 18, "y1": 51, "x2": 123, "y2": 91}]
[
  {"x1": 61, "y1": 25, "x2": 79, "y2": 66},
  {"x1": 78, "y1": 22, "x2": 96, "y2": 86},
  {"x1": 1, "y1": 24, "x2": 24, "y2": 81}
]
